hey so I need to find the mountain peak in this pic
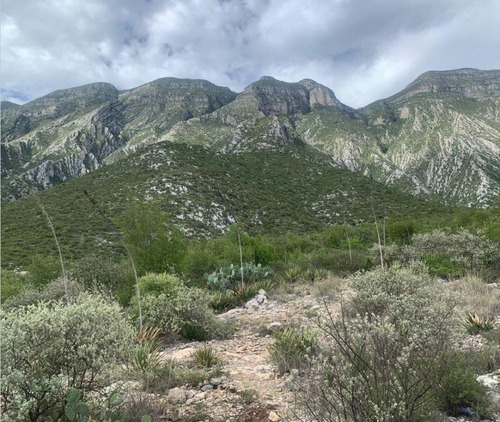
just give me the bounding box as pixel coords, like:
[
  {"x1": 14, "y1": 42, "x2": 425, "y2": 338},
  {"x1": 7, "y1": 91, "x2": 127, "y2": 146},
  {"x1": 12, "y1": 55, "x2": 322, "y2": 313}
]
[
  {"x1": 241, "y1": 77, "x2": 346, "y2": 115},
  {"x1": 1, "y1": 101, "x2": 21, "y2": 110},
  {"x1": 259, "y1": 75, "x2": 277, "y2": 81},
  {"x1": 130, "y1": 77, "x2": 235, "y2": 93},
  {"x1": 392, "y1": 68, "x2": 500, "y2": 102},
  {"x1": 299, "y1": 79, "x2": 344, "y2": 108},
  {"x1": 30, "y1": 82, "x2": 119, "y2": 107}
]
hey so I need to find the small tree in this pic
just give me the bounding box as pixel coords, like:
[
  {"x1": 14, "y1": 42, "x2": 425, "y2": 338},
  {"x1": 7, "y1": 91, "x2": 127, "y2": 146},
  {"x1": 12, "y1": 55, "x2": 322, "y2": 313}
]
[{"x1": 118, "y1": 202, "x2": 187, "y2": 275}]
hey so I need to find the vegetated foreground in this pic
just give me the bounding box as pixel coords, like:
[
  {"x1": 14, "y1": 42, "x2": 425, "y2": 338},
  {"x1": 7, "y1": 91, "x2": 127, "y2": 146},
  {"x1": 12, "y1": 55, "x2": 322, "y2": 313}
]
[{"x1": 2, "y1": 226, "x2": 500, "y2": 421}]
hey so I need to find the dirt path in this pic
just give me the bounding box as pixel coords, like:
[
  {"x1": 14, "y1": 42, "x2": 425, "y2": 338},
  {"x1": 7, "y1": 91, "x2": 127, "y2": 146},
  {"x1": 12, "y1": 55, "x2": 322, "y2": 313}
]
[{"x1": 161, "y1": 289, "x2": 337, "y2": 421}]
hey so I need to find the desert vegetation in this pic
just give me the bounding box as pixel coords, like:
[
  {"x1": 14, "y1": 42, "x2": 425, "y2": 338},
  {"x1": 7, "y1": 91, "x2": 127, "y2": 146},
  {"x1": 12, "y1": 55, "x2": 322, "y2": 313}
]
[{"x1": 1, "y1": 198, "x2": 500, "y2": 421}]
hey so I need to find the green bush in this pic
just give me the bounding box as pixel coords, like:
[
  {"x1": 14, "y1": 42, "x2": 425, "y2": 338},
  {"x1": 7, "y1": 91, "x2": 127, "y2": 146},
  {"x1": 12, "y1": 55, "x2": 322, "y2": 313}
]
[
  {"x1": 422, "y1": 253, "x2": 465, "y2": 278},
  {"x1": 435, "y1": 351, "x2": 490, "y2": 416},
  {"x1": 380, "y1": 229, "x2": 500, "y2": 280},
  {"x1": 28, "y1": 253, "x2": 61, "y2": 289},
  {"x1": 2, "y1": 277, "x2": 84, "y2": 310},
  {"x1": 306, "y1": 249, "x2": 371, "y2": 275},
  {"x1": 1, "y1": 293, "x2": 134, "y2": 421},
  {"x1": 386, "y1": 219, "x2": 415, "y2": 245},
  {"x1": 70, "y1": 255, "x2": 129, "y2": 295},
  {"x1": 0, "y1": 269, "x2": 28, "y2": 303},
  {"x1": 139, "y1": 284, "x2": 229, "y2": 340},
  {"x1": 118, "y1": 202, "x2": 187, "y2": 275},
  {"x1": 138, "y1": 272, "x2": 181, "y2": 297},
  {"x1": 182, "y1": 240, "x2": 218, "y2": 283},
  {"x1": 348, "y1": 262, "x2": 436, "y2": 318}
]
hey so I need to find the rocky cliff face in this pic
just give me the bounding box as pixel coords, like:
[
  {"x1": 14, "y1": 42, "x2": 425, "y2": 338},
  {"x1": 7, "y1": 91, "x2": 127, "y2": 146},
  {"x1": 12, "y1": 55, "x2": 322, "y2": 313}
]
[
  {"x1": 1, "y1": 79, "x2": 237, "y2": 200},
  {"x1": 163, "y1": 77, "x2": 352, "y2": 152},
  {"x1": 296, "y1": 69, "x2": 500, "y2": 206},
  {"x1": 298, "y1": 78, "x2": 345, "y2": 109}
]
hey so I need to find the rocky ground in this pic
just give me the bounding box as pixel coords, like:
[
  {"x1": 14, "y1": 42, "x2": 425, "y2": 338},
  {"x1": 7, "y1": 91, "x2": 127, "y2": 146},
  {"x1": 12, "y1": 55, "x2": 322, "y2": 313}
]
[
  {"x1": 159, "y1": 288, "x2": 329, "y2": 422},
  {"x1": 144, "y1": 284, "x2": 499, "y2": 422}
]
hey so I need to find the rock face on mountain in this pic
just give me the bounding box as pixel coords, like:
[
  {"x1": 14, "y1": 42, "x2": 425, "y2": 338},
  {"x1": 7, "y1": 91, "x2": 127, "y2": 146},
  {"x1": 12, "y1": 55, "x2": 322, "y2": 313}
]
[
  {"x1": 297, "y1": 69, "x2": 500, "y2": 206},
  {"x1": 1, "y1": 79, "x2": 237, "y2": 200},
  {"x1": 299, "y1": 78, "x2": 345, "y2": 109},
  {"x1": 2, "y1": 69, "x2": 499, "y2": 206},
  {"x1": 238, "y1": 76, "x2": 347, "y2": 116},
  {"x1": 163, "y1": 77, "x2": 353, "y2": 153}
]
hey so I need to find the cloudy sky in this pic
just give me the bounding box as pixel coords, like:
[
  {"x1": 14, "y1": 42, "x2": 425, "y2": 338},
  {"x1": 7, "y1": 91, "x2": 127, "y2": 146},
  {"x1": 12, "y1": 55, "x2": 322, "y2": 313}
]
[{"x1": 2, "y1": 0, "x2": 500, "y2": 108}]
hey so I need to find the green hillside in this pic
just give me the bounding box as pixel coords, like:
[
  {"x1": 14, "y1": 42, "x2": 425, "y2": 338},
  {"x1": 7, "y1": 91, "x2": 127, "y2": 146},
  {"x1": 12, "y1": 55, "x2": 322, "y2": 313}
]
[{"x1": 1, "y1": 141, "x2": 449, "y2": 269}]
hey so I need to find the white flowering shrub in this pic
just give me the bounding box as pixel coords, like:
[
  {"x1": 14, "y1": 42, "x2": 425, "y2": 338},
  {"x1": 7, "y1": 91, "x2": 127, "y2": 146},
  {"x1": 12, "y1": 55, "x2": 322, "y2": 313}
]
[
  {"x1": 378, "y1": 229, "x2": 500, "y2": 279},
  {"x1": 298, "y1": 265, "x2": 488, "y2": 421},
  {"x1": 1, "y1": 294, "x2": 134, "y2": 421}
]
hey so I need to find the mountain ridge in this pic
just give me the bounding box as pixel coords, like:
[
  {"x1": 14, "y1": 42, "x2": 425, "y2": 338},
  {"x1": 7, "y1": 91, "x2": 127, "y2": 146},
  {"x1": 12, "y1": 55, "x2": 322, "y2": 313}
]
[{"x1": 2, "y1": 69, "x2": 500, "y2": 206}]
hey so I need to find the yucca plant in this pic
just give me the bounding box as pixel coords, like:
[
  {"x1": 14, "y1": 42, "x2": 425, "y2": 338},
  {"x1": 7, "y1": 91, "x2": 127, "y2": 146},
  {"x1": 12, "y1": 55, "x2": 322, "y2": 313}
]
[
  {"x1": 135, "y1": 326, "x2": 162, "y2": 344},
  {"x1": 465, "y1": 312, "x2": 494, "y2": 335},
  {"x1": 268, "y1": 327, "x2": 315, "y2": 375},
  {"x1": 191, "y1": 345, "x2": 221, "y2": 368},
  {"x1": 132, "y1": 326, "x2": 163, "y2": 374},
  {"x1": 181, "y1": 323, "x2": 207, "y2": 341}
]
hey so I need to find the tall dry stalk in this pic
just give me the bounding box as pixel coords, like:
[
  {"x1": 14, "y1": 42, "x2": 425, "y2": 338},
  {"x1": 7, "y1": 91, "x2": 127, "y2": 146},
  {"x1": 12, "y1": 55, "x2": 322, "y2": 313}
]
[
  {"x1": 19, "y1": 178, "x2": 69, "y2": 303},
  {"x1": 32, "y1": 193, "x2": 70, "y2": 304},
  {"x1": 237, "y1": 229, "x2": 245, "y2": 287},
  {"x1": 342, "y1": 216, "x2": 352, "y2": 264},
  {"x1": 370, "y1": 193, "x2": 384, "y2": 270},
  {"x1": 83, "y1": 190, "x2": 143, "y2": 330},
  {"x1": 383, "y1": 209, "x2": 387, "y2": 247},
  {"x1": 217, "y1": 189, "x2": 245, "y2": 287}
]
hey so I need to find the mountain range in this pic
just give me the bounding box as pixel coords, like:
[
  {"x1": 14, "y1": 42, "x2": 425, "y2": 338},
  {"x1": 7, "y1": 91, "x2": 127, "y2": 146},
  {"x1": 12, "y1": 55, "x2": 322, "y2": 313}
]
[
  {"x1": 3, "y1": 68, "x2": 500, "y2": 268},
  {"x1": 2, "y1": 68, "x2": 500, "y2": 207}
]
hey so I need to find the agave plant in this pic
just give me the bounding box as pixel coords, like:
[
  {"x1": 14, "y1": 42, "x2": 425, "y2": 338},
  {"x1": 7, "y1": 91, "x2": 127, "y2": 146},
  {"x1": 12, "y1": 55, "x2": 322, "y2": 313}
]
[
  {"x1": 465, "y1": 312, "x2": 493, "y2": 335},
  {"x1": 191, "y1": 345, "x2": 221, "y2": 368}
]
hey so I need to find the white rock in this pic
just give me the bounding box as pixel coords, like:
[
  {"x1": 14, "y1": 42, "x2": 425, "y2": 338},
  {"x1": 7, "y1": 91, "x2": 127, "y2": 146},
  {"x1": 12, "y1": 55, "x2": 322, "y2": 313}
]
[
  {"x1": 477, "y1": 370, "x2": 500, "y2": 403},
  {"x1": 268, "y1": 411, "x2": 280, "y2": 421}
]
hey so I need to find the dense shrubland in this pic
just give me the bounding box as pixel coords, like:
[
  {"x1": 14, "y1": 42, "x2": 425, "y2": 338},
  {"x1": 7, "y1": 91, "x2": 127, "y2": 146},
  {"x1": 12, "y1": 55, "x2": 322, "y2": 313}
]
[
  {"x1": 3, "y1": 205, "x2": 499, "y2": 305},
  {"x1": 1, "y1": 201, "x2": 499, "y2": 420}
]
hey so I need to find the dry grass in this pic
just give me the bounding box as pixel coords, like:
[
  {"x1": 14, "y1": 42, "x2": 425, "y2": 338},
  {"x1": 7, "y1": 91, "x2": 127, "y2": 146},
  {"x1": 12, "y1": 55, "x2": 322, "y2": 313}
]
[
  {"x1": 272, "y1": 273, "x2": 345, "y2": 302},
  {"x1": 444, "y1": 274, "x2": 500, "y2": 321}
]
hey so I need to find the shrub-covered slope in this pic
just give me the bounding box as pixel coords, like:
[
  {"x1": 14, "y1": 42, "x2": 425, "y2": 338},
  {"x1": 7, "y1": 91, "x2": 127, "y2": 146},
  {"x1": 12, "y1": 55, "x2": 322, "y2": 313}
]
[{"x1": 1, "y1": 141, "x2": 449, "y2": 269}]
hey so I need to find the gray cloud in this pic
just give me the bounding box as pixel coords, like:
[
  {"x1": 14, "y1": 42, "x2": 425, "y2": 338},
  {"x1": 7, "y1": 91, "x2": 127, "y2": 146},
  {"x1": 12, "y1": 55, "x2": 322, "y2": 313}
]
[{"x1": 2, "y1": 0, "x2": 500, "y2": 108}]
